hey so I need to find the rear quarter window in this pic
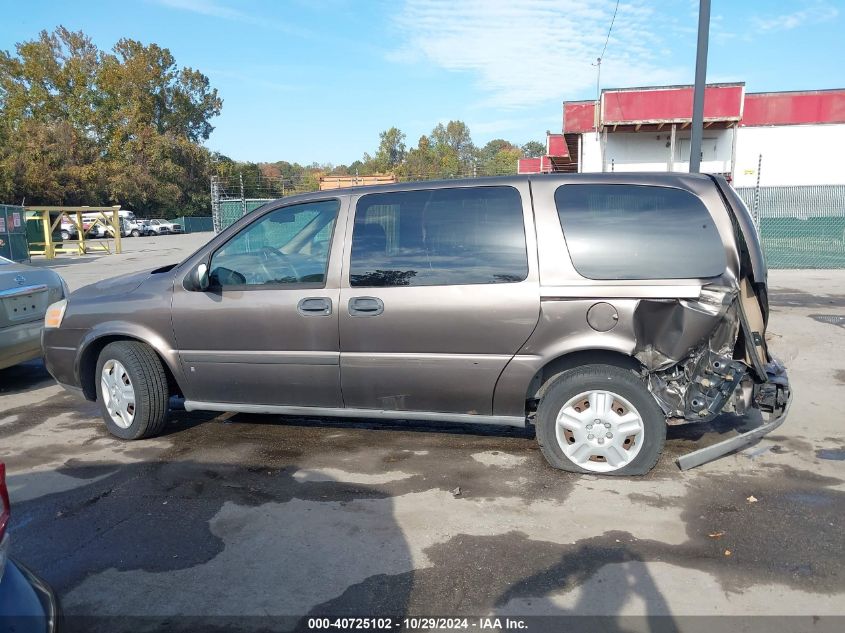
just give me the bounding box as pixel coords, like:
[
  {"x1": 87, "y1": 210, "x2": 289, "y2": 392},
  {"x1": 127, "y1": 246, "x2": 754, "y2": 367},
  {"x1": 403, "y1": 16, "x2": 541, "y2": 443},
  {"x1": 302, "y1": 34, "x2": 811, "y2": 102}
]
[{"x1": 554, "y1": 184, "x2": 726, "y2": 280}]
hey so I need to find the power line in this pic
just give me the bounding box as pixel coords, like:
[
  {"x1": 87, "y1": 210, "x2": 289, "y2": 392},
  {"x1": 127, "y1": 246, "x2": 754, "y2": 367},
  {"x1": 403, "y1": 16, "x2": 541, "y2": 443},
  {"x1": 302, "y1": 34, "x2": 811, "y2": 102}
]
[
  {"x1": 593, "y1": 0, "x2": 621, "y2": 137},
  {"x1": 598, "y1": 0, "x2": 620, "y2": 63}
]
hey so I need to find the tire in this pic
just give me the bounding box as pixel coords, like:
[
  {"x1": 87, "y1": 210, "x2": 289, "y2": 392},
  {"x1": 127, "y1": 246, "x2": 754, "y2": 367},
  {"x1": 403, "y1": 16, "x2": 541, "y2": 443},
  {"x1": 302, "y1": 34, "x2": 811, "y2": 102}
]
[
  {"x1": 60, "y1": 230, "x2": 70, "y2": 241},
  {"x1": 95, "y1": 341, "x2": 170, "y2": 440},
  {"x1": 535, "y1": 364, "x2": 666, "y2": 476},
  {"x1": 131, "y1": 229, "x2": 141, "y2": 238}
]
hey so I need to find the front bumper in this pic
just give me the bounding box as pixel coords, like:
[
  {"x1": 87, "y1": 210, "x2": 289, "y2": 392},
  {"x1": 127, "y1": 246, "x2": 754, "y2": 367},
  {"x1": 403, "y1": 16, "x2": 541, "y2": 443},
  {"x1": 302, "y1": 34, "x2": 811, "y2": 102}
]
[
  {"x1": 0, "y1": 558, "x2": 60, "y2": 633},
  {"x1": 677, "y1": 359, "x2": 792, "y2": 470}
]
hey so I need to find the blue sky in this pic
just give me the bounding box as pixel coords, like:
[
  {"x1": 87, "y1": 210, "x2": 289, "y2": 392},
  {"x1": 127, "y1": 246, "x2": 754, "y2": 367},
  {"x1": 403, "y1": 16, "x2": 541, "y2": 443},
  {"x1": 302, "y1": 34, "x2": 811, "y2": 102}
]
[{"x1": 3, "y1": 0, "x2": 844, "y2": 165}]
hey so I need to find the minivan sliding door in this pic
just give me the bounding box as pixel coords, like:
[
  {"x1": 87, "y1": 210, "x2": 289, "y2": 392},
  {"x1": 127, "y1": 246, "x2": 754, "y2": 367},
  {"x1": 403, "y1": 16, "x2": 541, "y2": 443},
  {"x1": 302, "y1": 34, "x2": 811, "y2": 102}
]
[{"x1": 338, "y1": 183, "x2": 540, "y2": 416}]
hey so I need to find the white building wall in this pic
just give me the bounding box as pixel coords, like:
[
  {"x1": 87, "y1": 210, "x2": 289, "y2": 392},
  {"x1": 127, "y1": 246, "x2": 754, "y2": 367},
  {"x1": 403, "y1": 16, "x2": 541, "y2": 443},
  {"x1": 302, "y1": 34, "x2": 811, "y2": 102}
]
[
  {"x1": 580, "y1": 133, "x2": 603, "y2": 172},
  {"x1": 577, "y1": 129, "x2": 734, "y2": 174},
  {"x1": 732, "y1": 124, "x2": 845, "y2": 187}
]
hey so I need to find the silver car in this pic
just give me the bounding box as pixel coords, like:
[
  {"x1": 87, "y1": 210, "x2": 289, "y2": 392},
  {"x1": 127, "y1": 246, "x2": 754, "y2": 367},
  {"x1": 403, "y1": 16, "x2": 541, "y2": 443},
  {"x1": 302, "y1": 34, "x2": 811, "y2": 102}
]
[
  {"x1": 42, "y1": 174, "x2": 791, "y2": 475},
  {"x1": 0, "y1": 256, "x2": 67, "y2": 370}
]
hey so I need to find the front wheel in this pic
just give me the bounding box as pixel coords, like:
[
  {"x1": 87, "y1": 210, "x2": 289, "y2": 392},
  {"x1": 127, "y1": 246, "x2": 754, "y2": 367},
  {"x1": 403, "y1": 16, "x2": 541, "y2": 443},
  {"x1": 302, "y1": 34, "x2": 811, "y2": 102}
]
[
  {"x1": 535, "y1": 364, "x2": 666, "y2": 475},
  {"x1": 96, "y1": 341, "x2": 170, "y2": 440},
  {"x1": 131, "y1": 229, "x2": 141, "y2": 237}
]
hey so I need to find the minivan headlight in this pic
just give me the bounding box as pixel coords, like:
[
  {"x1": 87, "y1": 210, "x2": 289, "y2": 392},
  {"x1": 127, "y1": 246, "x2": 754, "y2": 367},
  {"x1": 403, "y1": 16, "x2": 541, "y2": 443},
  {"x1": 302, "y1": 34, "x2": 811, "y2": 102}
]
[{"x1": 45, "y1": 299, "x2": 68, "y2": 329}]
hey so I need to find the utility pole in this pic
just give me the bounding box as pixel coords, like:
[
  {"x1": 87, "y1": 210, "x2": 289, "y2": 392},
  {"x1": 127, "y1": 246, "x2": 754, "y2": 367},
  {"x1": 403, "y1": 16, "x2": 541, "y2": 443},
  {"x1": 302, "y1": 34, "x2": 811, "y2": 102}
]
[{"x1": 689, "y1": 0, "x2": 711, "y2": 173}]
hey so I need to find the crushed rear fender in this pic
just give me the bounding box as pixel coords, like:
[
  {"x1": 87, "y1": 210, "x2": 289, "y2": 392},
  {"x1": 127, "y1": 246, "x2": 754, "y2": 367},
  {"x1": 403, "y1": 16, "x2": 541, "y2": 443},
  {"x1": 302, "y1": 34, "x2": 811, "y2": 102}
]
[{"x1": 631, "y1": 282, "x2": 791, "y2": 469}]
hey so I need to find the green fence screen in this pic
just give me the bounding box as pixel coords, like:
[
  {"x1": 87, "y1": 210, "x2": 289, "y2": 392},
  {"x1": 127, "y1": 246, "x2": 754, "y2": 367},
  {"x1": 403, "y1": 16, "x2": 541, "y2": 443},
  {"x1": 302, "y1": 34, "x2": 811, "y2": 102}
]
[
  {"x1": 174, "y1": 216, "x2": 214, "y2": 233},
  {"x1": 0, "y1": 204, "x2": 29, "y2": 261},
  {"x1": 736, "y1": 185, "x2": 845, "y2": 269},
  {"x1": 215, "y1": 199, "x2": 273, "y2": 232}
]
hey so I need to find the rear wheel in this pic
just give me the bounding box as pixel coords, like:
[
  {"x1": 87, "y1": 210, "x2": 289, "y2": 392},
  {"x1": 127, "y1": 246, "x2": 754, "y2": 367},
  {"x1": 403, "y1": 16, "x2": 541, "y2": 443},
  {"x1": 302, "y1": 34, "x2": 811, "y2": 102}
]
[
  {"x1": 60, "y1": 230, "x2": 70, "y2": 241},
  {"x1": 131, "y1": 229, "x2": 141, "y2": 237},
  {"x1": 96, "y1": 341, "x2": 170, "y2": 440},
  {"x1": 535, "y1": 364, "x2": 665, "y2": 475}
]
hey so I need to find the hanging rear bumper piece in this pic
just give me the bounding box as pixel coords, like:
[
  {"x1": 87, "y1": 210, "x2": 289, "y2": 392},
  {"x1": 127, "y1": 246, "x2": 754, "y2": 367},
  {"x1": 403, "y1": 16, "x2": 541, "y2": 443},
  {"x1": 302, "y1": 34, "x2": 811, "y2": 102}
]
[{"x1": 677, "y1": 359, "x2": 792, "y2": 470}]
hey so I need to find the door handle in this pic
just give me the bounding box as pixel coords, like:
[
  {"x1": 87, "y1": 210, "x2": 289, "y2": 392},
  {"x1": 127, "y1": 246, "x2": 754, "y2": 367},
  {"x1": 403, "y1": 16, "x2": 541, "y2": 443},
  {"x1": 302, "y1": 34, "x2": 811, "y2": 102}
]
[
  {"x1": 348, "y1": 296, "x2": 384, "y2": 317},
  {"x1": 297, "y1": 297, "x2": 332, "y2": 316}
]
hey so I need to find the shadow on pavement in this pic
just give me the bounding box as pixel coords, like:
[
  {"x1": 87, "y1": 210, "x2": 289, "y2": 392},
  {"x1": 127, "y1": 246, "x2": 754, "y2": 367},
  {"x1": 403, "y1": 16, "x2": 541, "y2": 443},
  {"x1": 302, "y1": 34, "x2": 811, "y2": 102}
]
[
  {"x1": 0, "y1": 360, "x2": 53, "y2": 395},
  {"x1": 8, "y1": 459, "x2": 414, "y2": 632}
]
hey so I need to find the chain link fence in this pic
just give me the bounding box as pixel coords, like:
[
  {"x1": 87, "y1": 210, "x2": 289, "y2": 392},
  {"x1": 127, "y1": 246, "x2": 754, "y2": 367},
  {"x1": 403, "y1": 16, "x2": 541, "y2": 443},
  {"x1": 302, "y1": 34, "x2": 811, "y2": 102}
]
[{"x1": 736, "y1": 184, "x2": 845, "y2": 269}]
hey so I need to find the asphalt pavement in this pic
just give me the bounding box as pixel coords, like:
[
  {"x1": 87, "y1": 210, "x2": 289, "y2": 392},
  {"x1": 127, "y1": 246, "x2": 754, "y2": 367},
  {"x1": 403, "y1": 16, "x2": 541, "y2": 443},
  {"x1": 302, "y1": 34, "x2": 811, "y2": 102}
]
[{"x1": 1, "y1": 234, "x2": 843, "y2": 631}]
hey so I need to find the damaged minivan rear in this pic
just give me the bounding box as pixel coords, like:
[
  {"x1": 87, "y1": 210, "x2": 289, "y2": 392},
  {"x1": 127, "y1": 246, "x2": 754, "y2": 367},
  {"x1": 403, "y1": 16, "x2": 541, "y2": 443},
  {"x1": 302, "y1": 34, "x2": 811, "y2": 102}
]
[
  {"x1": 43, "y1": 172, "x2": 790, "y2": 476},
  {"x1": 527, "y1": 174, "x2": 791, "y2": 474}
]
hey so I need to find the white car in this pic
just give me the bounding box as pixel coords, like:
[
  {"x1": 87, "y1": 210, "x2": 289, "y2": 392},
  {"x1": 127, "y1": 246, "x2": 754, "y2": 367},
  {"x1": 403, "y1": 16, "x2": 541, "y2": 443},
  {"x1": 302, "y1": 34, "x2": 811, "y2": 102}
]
[{"x1": 145, "y1": 219, "x2": 182, "y2": 235}]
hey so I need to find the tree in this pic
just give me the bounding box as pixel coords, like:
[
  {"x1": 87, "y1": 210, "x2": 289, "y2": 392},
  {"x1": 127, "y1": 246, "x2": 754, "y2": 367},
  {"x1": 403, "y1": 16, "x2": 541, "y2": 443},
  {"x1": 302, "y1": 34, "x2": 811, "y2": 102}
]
[
  {"x1": 483, "y1": 146, "x2": 522, "y2": 176},
  {"x1": 0, "y1": 26, "x2": 222, "y2": 216},
  {"x1": 521, "y1": 140, "x2": 546, "y2": 158},
  {"x1": 477, "y1": 139, "x2": 517, "y2": 175},
  {"x1": 430, "y1": 120, "x2": 475, "y2": 175},
  {"x1": 372, "y1": 127, "x2": 406, "y2": 172},
  {"x1": 398, "y1": 135, "x2": 438, "y2": 180}
]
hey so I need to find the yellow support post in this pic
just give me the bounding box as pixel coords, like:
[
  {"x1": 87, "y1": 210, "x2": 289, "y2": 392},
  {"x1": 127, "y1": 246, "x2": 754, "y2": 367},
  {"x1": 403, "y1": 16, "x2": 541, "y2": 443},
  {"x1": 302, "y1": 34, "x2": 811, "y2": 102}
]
[
  {"x1": 74, "y1": 210, "x2": 85, "y2": 255},
  {"x1": 112, "y1": 206, "x2": 122, "y2": 254},
  {"x1": 40, "y1": 209, "x2": 55, "y2": 259}
]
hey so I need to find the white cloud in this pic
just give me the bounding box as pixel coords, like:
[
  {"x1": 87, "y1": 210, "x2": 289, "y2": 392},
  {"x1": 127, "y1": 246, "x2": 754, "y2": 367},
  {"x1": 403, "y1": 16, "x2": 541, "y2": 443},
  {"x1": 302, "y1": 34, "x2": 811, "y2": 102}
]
[
  {"x1": 388, "y1": 0, "x2": 688, "y2": 109},
  {"x1": 752, "y1": 1, "x2": 839, "y2": 33}
]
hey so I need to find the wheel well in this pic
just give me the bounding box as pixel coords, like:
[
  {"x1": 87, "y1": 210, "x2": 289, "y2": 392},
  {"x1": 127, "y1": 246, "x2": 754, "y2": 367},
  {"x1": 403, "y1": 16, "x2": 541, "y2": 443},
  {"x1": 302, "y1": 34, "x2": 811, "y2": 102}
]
[
  {"x1": 525, "y1": 349, "x2": 643, "y2": 410},
  {"x1": 79, "y1": 336, "x2": 180, "y2": 401}
]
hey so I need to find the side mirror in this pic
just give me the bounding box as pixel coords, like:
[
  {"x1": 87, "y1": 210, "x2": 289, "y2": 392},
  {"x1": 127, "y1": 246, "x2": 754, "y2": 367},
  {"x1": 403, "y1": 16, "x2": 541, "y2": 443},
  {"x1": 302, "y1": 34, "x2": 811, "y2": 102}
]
[
  {"x1": 197, "y1": 262, "x2": 210, "y2": 291},
  {"x1": 187, "y1": 262, "x2": 210, "y2": 291}
]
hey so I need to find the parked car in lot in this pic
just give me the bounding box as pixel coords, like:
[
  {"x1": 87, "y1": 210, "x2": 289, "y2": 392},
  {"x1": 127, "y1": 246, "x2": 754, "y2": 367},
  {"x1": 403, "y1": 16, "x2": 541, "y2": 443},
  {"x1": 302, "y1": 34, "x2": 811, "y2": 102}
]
[
  {"x1": 0, "y1": 255, "x2": 67, "y2": 370},
  {"x1": 42, "y1": 174, "x2": 791, "y2": 474},
  {"x1": 0, "y1": 463, "x2": 59, "y2": 632},
  {"x1": 126, "y1": 218, "x2": 145, "y2": 237},
  {"x1": 144, "y1": 219, "x2": 182, "y2": 235},
  {"x1": 59, "y1": 219, "x2": 78, "y2": 241},
  {"x1": 132, "y1": 219, "x2": 151, "y2": 236}
]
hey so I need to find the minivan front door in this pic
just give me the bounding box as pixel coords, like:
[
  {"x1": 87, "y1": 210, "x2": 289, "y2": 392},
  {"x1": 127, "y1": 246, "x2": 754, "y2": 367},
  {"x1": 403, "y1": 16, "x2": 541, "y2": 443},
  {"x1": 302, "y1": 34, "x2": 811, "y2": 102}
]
[
  {"x1": 338, "y1": 183, "x2": 540, "y2": 416},
  {"x1": 171, "y1": 198, "x2": 346, "y2": 408}
]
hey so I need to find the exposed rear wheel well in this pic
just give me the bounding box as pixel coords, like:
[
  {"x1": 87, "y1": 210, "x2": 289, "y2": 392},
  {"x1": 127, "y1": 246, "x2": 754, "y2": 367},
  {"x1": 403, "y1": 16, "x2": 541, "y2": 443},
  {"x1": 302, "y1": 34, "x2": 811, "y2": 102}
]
[
  {"x1": 80, "y1": 336, "x2": 179, "y2": 401},
  {"x1": 525, "y1": 349, "x2": 644, "y2": 413}
]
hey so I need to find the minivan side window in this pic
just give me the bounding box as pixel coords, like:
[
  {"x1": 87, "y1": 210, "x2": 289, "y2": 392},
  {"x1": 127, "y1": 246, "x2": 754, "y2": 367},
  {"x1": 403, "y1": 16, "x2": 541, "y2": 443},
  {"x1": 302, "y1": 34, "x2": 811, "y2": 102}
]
[
  {"x1": 209, "y1": 199, "x2": 339, "y2": 288},
  {"x1": 554, "y1": 184, "x2": 726, "y2": 280},
  {"x1": 349, "y1": 187, "x2": 528, "y2": 287}
]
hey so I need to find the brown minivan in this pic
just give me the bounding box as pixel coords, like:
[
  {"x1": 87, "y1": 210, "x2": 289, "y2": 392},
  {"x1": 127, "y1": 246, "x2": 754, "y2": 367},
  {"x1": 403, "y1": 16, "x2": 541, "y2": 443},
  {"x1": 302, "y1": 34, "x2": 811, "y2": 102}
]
[{"x1": 42, "y1": 174, "x2": 791, "y2": 475}]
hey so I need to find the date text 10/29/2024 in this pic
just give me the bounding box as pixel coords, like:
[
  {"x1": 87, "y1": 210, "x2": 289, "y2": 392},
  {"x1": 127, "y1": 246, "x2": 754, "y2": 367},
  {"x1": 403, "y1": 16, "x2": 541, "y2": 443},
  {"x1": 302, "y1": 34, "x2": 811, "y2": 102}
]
[{"x1": 307, "y1": 617, "x2": 528, "y2": 630}]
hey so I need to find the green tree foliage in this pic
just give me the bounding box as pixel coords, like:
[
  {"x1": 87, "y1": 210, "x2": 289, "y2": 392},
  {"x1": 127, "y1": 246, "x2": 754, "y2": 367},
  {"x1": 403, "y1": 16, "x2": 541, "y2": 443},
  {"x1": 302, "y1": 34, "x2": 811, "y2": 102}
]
[
  {"x1": 358, "y1": 123, "x2": 542, "y2": 181},
  {"x1": 0, "y1": 26, "x2": 221, "y2": 216},
  {"x1": 372, "y1": 127, "x2": 406, "y2": 172},
  {"x1": 399, "y1": 135, "x2": 439, "y2": 180},
  {"x1": 521, "y1": 140, "x2": 546, "y2": 158}
]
